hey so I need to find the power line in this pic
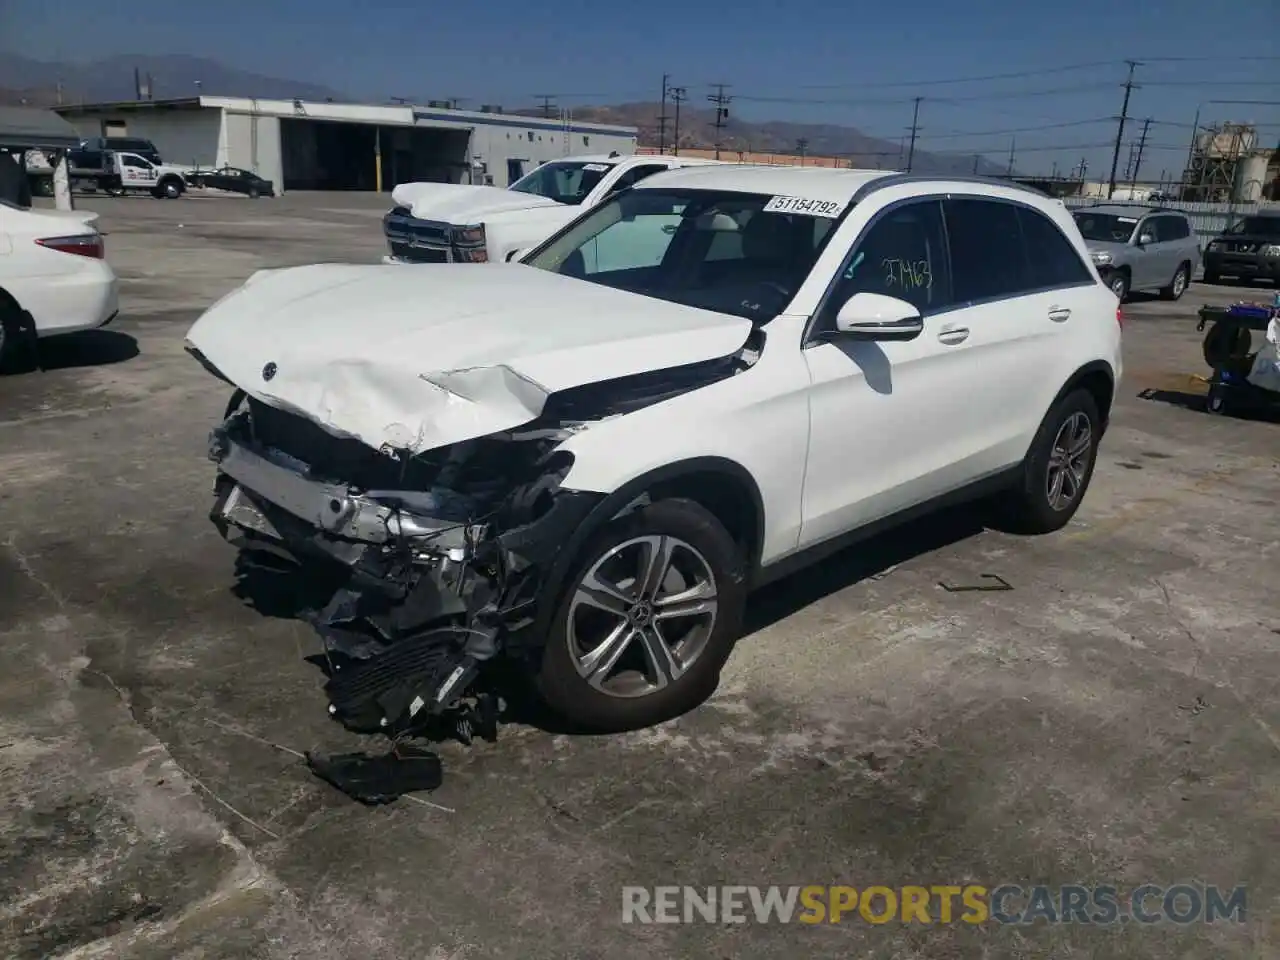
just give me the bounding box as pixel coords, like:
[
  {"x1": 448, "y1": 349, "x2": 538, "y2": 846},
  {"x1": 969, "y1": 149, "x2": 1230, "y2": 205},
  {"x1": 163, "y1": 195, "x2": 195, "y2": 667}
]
[
  {"x1": 1107, "y1": 60, "x2": 1141, "y2": 199},
  {"x1": 918, "y1": 117, "x2": 1114, "y2": 141}
]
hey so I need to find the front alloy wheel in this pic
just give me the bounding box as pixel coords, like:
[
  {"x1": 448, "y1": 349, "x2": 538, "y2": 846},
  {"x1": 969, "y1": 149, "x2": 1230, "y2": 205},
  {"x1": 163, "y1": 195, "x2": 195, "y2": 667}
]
[
  {"x1": 567, "y1": 534, "x2": 718, "y2": 698},
  {"x1": 537, "y1": 498, "x2": 746, "y2": 732}
]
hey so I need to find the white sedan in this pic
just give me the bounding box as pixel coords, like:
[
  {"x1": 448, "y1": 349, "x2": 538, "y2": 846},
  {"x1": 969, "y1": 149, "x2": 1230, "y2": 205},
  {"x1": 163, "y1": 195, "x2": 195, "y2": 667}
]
[{"x1": 0, "y1": 201, "x2": 119, "y2": 370}]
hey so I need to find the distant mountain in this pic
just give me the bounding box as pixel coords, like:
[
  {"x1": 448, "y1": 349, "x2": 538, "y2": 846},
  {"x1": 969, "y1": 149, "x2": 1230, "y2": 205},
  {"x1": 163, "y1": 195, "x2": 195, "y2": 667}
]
[
  {"x1": 514, "y1": 101, "x2": 1009, "y2": 176},
  {"x1": 0, "y1": 54, "x2": 344, "y2": 105},
  {"x1": 0, "y1": 54, "x2": 1004, "y2": 174}
]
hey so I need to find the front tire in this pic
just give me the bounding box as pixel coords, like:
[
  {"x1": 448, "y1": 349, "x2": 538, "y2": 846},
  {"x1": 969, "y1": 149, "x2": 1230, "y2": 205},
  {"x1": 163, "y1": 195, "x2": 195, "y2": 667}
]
[
  {"x1": 536, "y1": 498, "x2": 747, "y2": 733},
  {"x1": 996, "y1": 390, "x2": 1102, "y2": 535},
  {"x1": 1106, "y1": 269, "x2": 1130, "y2": 302}
]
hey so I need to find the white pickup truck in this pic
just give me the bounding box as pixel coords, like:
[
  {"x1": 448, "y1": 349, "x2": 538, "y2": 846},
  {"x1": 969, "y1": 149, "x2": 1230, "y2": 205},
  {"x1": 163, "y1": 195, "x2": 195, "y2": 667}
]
[
  {"x1": 382, "y1": 153, "x2": 722, "y2": 265},
  {"x1": 72, "y1": 151, "x2": 193, "y2": 199}
]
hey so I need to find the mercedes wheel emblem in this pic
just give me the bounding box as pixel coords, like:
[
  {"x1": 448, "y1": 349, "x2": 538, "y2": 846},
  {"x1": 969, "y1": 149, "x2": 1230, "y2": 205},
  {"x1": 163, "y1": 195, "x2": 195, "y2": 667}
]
[{"x1": 262, "y1": 362, "x2": 277, "y2": 382}]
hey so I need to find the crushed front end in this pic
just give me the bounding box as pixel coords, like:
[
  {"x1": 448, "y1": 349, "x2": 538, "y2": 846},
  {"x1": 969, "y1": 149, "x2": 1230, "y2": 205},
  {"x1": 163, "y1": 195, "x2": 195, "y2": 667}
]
[{"x1": 207, "y1": 391, "x2": 600, "y2": 737}]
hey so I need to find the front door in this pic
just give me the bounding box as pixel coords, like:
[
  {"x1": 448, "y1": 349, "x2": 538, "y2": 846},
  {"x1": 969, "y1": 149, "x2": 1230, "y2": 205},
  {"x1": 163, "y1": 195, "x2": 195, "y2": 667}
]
[{"x1": 798, "y1": 198, "x2": 978, "y2": 548}]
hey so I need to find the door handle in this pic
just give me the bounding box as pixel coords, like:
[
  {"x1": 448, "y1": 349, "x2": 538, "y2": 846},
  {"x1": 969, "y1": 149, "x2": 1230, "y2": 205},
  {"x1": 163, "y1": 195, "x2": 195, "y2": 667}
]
[
  {"x1": 1048, "y1": 306, "x2": 1071, "y2": 322},
  {"x1": 937, "y1": 325, "x2": 970, "y2": 345}
]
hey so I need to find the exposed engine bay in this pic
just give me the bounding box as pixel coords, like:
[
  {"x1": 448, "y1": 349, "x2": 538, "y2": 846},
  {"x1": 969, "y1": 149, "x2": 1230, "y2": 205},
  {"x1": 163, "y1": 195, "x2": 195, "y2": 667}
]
[{"x1": 205, "y1": 333, "x2": 763, "y2": 751}]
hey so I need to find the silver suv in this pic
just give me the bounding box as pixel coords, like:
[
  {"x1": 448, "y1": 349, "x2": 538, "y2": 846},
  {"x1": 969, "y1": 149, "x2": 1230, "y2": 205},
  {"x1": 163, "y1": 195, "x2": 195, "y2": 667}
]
[{"x1": 1072, "y1": 204, "x2": 1200, "y2": 301}]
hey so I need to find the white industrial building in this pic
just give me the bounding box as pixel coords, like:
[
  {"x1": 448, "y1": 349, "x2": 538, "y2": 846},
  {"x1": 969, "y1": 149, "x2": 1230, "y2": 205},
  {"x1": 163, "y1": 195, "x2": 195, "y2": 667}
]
[{"x1": 55, "y1": 96, "x2": 639, "y2": 193}]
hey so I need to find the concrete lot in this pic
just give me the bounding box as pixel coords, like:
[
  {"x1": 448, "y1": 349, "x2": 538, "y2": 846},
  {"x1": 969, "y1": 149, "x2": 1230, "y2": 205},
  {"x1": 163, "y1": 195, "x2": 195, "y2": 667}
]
[{"x1": 2, "y1": 191, "x2": 1278, "y2": 959}]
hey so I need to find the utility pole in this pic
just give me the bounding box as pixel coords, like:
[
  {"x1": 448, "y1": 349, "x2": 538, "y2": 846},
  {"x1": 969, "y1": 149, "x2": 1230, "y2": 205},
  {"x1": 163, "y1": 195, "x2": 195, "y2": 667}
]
[
  {"x1": 1006, "y1": 136, "x2": 1016, "y2": 175},
  {"x1": 670, "y1": 86, "x2": 686, "y2": 156},
  {"x1": 1129, "y1": 117, "x2": 1152, "y2": 190},
  {"x1": 1107, "y1": 60, "x2": 1141, "y2": 199},
  {"x1": 905, "y1": 96, "x2": 922, "y2": 172},
  {"x1": 972, "y1": 154, "x2": 980, "y2": 175},
  {"x1": 708, "y1": 84, "x2": 732, "y2": 160},
  {"x1": 1182, "y1": 104, "x2": 1202, "y2": 198},
  {"x1": 656, "y1": 74, "x2": 670, "y2": 155},
  {"x1": 796, "y1": 137, "x2": 808, "y2": 165},
  {"x1": 535, "y1": 94, "x2": 557, "y2": 119}
]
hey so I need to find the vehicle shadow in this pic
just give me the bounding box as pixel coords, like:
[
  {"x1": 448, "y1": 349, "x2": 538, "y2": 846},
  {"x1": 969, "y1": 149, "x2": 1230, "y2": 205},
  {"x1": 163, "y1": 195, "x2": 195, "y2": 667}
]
[
  {"x1": 35, "y1": 330, "x2": 139, "y2": 371},
  {"x1": 1138, "y1": 386, "x2": 1280, "y2": 422},
  {"x1": 742, "y1": 504, "x2": 987, "y2": 636}
]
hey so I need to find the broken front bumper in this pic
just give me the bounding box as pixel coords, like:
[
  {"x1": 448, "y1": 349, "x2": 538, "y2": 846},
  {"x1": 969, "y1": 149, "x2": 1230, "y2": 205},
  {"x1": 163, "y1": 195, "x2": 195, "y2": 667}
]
[
  {"x1": 210, "y1": 417, "x2": 472, "y2": 561},
  {"x1": 207, "y1": 409, "x2": 600, "y2": 733}
]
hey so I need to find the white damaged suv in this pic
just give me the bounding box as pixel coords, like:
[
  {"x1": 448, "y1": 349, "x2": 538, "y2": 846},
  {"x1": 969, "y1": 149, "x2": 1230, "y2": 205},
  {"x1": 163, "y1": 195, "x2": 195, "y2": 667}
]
[{"x1": 186, "y1": 166, "x2": 1122, "y2": 734}]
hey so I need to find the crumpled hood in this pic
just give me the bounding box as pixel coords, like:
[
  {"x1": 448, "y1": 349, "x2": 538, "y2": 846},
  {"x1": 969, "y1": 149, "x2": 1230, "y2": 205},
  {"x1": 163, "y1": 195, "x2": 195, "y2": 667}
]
[
  {"x1": 391, "y1": 182, "x2": 562, "y2": 221},
  {"x1": 185, "y1": 263, "x2": 752, "y2": 454}
]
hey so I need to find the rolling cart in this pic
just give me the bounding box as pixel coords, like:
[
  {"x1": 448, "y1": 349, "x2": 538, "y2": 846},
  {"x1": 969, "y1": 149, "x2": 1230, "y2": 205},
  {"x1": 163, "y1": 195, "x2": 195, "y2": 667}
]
[{"x1": 1196, "y1": 300, "x2": 1280, "y2": 416}]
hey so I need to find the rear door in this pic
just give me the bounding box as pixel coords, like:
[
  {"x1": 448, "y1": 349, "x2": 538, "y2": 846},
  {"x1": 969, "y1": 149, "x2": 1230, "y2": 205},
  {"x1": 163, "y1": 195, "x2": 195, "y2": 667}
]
[{"x1": 937, "y1": 196, "x2": 1098, "y2": 469}]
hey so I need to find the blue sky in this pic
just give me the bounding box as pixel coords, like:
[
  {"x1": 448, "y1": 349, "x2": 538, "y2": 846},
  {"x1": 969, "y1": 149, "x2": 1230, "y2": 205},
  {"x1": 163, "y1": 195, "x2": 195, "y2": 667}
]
[{"x1": 3, "y1": 0, "x2": 1278, "y2": 176}]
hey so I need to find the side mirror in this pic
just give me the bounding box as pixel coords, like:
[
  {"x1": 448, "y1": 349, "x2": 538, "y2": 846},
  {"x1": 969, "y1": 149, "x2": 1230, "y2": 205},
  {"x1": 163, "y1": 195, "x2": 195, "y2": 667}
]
[
  {"x1": 1137, "y1": 233, "x2": 1155, "y2": 246},
  {"x1": 832, "y1": 292, "x2": 924, "y2": 341}
]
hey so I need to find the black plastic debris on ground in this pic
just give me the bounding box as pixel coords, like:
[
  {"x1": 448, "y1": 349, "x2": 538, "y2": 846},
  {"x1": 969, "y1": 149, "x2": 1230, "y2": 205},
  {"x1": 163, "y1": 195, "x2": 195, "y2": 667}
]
[{"x1": 306, "y1": 745, "x2": 443, "y2": 805}]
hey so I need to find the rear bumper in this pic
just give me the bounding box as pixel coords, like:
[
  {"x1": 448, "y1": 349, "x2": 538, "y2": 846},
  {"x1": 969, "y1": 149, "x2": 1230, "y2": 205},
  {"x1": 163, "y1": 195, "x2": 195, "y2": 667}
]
[{"x1": 25, "y1": 265, "x2": 120, "y2": 338}]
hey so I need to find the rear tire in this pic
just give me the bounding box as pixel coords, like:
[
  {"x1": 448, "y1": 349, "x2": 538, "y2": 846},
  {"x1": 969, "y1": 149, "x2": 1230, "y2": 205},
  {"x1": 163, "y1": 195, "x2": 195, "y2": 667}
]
[
  {"x1": 536, "y1": 498, "x2": 747, "y2": 733},
  {"x1": 248, "y1": 186, "x2": 261, "y2": 199},
  {"x1": 0, "y1": 298, "x2": 37, "y2": 375},
  {"x1": 1161, "y1": 263, "x2": 1189, "y2": 301},
  {"x1": 995, "y1": 389, "x2": 1102, "y2": 535}
]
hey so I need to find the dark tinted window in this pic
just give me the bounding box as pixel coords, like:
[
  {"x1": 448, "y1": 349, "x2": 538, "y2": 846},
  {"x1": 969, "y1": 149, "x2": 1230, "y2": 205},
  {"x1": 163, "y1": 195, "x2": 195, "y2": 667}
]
[
  {"x1": 1160, "y1": 215, "x2": 1191, "y2": 240},
  {"x1": 1017, "y1": 207, "x2": 1093, "y2": 289},
  {"x1": 945, "y1": 198, "x2": 1028, "y2": 302},
  {"x1": 831, "y1": 200, "x2": 951, "y2": 313},
  {"x1": 1226, "y1": 216, "x2": 1280, "y2": 237}
]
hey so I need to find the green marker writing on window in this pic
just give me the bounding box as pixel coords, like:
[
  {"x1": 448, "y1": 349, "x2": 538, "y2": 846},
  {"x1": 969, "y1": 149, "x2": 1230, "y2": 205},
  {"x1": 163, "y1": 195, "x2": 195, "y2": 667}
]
[{"x1": 844, "y1": 251, "x2": 864, "y2": 280}]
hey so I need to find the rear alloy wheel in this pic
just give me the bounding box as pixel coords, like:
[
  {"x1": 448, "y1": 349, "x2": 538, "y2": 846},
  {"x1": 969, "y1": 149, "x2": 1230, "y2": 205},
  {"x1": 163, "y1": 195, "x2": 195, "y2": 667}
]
[
  {"x1": 995, "y1": 389, "x2": 1102, "y2": 535},
  {"x1": 248, "y1": 186, "x2": 261, "y2": 199},
  {"x1": 1161, "y1": 263, "x2": 1189, "y2": 301},
  {"x1": 537, "y1": 499, "x2": 746, "y2": 732}
]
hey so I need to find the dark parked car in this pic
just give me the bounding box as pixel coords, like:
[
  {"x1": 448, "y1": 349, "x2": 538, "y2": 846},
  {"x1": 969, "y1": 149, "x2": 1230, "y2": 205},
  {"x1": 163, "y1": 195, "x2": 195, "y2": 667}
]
[
  {"x1": 69, "y1": 137, "x2": 162, "y2": 170},
  {"x1": 188, "y1": 166, "x2": 275, "y2": 198},
  {"x1": 1203, "y1": 215, "x2": 1280, "y2": 286}
]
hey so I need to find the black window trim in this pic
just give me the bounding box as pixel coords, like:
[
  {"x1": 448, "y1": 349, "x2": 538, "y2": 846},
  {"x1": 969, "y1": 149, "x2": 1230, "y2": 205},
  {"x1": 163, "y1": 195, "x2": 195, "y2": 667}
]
[{"x1": 803, "y1": 192, "x2": 1097, "y2": 349}]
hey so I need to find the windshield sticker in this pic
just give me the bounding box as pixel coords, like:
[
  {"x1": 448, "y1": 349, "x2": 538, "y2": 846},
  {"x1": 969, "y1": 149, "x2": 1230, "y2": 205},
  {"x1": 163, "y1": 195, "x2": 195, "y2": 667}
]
[
  {"x1": 763, "y1": 195, "x2": 847, "y2": 218},
  {"x1": 1117, "y1": 217, "x2": 1138, "y2": 223},
  {"x1": 583, "y1": 163, "x2": 610, "y2": 172}
]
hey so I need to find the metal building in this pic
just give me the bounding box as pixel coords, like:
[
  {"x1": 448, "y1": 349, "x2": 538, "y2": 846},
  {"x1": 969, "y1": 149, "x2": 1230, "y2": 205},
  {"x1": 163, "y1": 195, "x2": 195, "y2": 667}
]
[{"x1": 54, "y1": 96, "x2": 638, "y2": 193}]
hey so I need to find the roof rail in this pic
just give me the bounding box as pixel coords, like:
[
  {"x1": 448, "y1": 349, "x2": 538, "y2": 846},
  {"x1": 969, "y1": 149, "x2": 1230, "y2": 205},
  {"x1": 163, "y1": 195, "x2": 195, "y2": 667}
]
[{"x1": 850, "y1": 172, "x2": 1052, "y2": 205}]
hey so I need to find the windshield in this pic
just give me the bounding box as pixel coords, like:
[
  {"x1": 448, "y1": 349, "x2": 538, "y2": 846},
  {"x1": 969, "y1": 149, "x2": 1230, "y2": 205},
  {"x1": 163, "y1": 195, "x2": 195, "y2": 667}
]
[
  {"x1": 1072, "y1": 212, "x2": 1139, "y2": 243},
  {"x1": 524, "y1": 188, "x2": 840, "y2": 322},
  {"x1": 509, "y1": 160, "x2": 617, "y2": 204},
  {"x1": 1226, "y1": 216, "x2": 1280, "y2": 237}
]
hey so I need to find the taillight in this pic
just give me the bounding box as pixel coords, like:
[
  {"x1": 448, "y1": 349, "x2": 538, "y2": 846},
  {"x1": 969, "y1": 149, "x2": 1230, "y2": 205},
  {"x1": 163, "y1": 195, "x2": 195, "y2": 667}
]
[
  {"x1": 1116, "y1": 306, "x2": 1124, "y2": 329},
  {"x1": 36, "y1": 234, "x2": 104, "y2": 259}
]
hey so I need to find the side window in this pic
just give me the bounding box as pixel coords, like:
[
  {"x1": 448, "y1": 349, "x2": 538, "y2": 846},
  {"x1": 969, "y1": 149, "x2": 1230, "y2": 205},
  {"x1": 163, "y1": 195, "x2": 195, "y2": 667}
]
[
  {"x1": 831, "y1": 200, "x2": 951, "y2": 314},
  {"x1": 945, "y1": 198, "x2": 1029, "y2": 303},
  {"x1": 1135, "y1": 217, "x2": 1158, "y2": 243},
  {"x1": 1154, "y1": 215, "x2": 1189, "y2": 241},
  {"x1": 606, "y1": 164, "x2": 668, "y2": 196},
  {"x1": 1016, "y1": 207, "x2": 1093, "y2": 289}
]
